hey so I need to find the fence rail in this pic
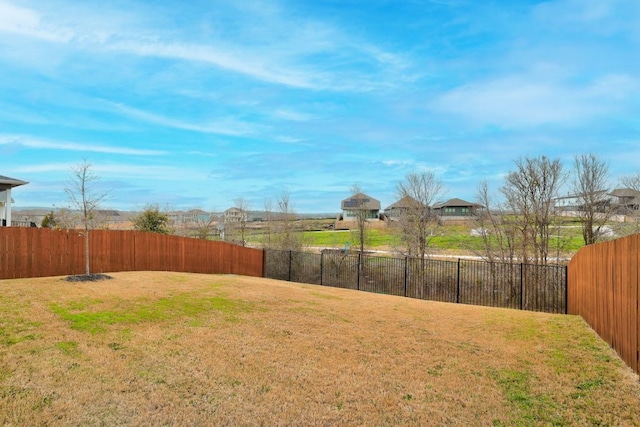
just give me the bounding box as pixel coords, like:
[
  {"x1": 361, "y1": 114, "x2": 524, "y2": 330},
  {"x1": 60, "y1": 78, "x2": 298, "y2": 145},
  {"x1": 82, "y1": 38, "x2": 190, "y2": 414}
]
[
  {"x1": 264, "y1": 249, "x2": 567, "y2": 313},
  {"x1": 0, "y1": 228, "x2": 264, "y2": 279}
]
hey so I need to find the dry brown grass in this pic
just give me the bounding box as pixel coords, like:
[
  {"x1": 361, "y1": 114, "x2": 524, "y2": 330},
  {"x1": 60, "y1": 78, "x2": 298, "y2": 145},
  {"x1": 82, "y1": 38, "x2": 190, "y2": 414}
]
[{"x1": 1, "y1": 272, "x2": 639, "y2": 426}]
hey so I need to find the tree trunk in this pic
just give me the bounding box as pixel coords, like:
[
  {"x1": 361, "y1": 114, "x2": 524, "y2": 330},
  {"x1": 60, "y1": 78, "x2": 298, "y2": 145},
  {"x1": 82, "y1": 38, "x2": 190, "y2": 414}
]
[{"x1": 85, "y1": 230, "x2": 90, "y2": 275}]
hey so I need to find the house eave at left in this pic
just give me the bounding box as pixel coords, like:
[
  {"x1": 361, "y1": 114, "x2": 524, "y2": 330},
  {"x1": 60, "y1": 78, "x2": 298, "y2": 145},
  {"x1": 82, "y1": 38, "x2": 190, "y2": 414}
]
[{"x1": 0, "y1": 175, "x2": 28, "y2": 190}]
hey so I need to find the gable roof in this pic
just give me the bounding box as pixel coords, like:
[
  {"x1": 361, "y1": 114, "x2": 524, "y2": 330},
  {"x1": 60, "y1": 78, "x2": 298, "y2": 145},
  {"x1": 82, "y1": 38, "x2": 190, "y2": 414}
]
[
  {"x1": 225, "y1": 207, "x2": 244, "y2": 213},
  {"x1": 341, "y1": 193, "x2": 381, "y2": 210},
  {"x1": 555, "y1": 190, "x2": 609, "y2": 200},
  {"x1": 385, "y1": 195, "x2": 426, "y2": 210},
  {"x1": 0, "y1": 175, "x2": 28, "y2": 190},
  {"x1": 432, "y1": 198, "x2": 482, "y2": 209},
  {"x1": 609, "y1": 188, "x2": 640, "y2": 198}
]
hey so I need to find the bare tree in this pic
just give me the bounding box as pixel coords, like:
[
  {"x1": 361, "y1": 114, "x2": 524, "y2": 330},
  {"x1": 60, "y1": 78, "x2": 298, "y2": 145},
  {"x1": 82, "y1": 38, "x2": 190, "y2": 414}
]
[
  {"x1": 395, "y1": 171, "x2": 444, "y2": 259},
  {"x1": 65, "y1": 159, "x2": 109, "y2": 276},
  {"x1": 262, "y1": 198, "x2": 274, "y2": 248},
  {"x1": 621, "y1": 173, "x2": 640, "y2": 193},
  {"x1": 272, "y1": 190, "x2": 303, "y2": 251},
  {"x1": 474, "y1": 180, "x2": 518, "y2": 264},
  {"x1": 501, "y1": 155, "x2": 565, "y2": 265},
  {"x1": 226, "y1": 198, "x2": 251, "y2": 246},
  {"x1": 53, "y1": 207, "x2": 81, "y2": 230},
  {"x1": 192, "y1": 210, "x2": 218, "y2": 239},
  {"x1": 478, "y1": 157, "x2": 565, "y2": 266},
  {"x1": 349, "y1": 184, "x2": 370, "y2": 254},
  {"x1": 473, "y1": 157, "x2": 565, "y2": 310},
  {"x1": 572, "y1": 154, "x2": 612, "y2": 245}
]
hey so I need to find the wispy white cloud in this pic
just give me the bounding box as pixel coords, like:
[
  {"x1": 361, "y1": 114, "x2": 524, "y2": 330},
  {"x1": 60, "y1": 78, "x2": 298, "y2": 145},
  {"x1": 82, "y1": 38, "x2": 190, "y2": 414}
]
[
  {"x1": 272, "y1": 109, "x2": 316, "y2": 122},
  {"x1": 185, "y1": 150, "x2": 218, "y2": 158},
  {"x1": 108, "y1": 40, "x2": 325, "y2": 89},
  {"x1": 0, "y1": 1, "x2": 406, "y2": 91},
  {"x1": 11, "y1": 162, "x2": 72, "y2": 174},
  {"x1": 108, "y1": 102, "x2": 264, "y2": 136},
  {"x1": 432, "y1": 73, "x2": 638, "y2": 128},
  {"x1": 0, "y1": 1, "x2": 74, "y2": 42},
  {"x1": 273, "y1": 136, "x2": 308, "y2": 145},
  {"x1": 95, "y1": 164, "x2": 202, "y2": 180},
  {"x1": 532, "y1": 0, "x2": 640, "y2": 37},
  {"x1": 14, "y1": 162, "x2": 202, "y2": 182},
  {"x1": 0, "y1": 134, "x2": 166, "y2": 156},
  {"x1": 381, "y1": 159, "x2": 416, "y2": 167}
]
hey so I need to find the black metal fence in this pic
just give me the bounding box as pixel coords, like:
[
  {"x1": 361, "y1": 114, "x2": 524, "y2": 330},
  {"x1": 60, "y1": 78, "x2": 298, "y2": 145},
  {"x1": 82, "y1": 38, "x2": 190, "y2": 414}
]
[{"x1": 264, "y1": 249, "x2": 567, "y2": 314}]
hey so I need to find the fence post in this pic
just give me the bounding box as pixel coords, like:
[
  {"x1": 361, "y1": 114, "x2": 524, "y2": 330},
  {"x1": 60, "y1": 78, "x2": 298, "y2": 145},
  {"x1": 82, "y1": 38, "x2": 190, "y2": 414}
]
[
  {"x1": 456, "y1": 258, "x2": 461, "y2": 304},
  {"x1": 520, "y1": 263, "x2": 524, "y2": 310},
  {"x1": 288, "y1": 250, "x2": 292, "y2": 282},
  {"x1": 357, "y1": 252, "x2": 361, "y2": 291},
  {"x1": 320, "y1": 251, "x2": 324, "y2": 286},
  {"x1": 404, "y1": 257, "x2": 408, "y2": 298},
  {"x1": 564, "y1": 265, "x2": 568, "y2": 314}
]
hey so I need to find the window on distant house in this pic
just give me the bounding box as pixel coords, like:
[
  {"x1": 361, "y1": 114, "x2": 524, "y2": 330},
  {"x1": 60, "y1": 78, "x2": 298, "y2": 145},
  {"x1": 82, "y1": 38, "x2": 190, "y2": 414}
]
[{"x1": 445, "y1": 207, "x2": 456, "y2": 213}]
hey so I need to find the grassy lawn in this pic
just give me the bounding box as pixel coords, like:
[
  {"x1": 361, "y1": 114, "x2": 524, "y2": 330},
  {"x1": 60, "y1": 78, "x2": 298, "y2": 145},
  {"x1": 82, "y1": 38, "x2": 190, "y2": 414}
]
[
  {"x1": 300, "y1": 226, "x2": 586, "y2": 254},
  {"x1": 1, "y1": 272, "x2": 638, "y2": 425},
  {"x1": 301, "y1": 229, "x2": 400, "y2": 249}
]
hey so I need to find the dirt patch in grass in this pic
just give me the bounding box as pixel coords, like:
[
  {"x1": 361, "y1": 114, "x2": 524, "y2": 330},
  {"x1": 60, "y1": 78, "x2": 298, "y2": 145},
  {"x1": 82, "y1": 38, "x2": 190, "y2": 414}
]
[
  {"x1": 65, "y1": 273, "x2": 113, "y2": 282},
  {"x1": 0, "y1": 272, "x2": 638, "y2": 426}
]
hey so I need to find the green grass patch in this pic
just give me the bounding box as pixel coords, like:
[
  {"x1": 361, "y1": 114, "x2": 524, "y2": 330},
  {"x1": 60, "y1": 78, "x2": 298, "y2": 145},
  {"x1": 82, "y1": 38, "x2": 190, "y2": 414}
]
[
  {"x1": 0, "y1": 321, "x2": 41, "y2": 346},
  {"x1": 301, "y1": 230, "x2": 352, "y2": 247},
  {"x1": 50, "y1": 292, "x2": 252, "y2": 334},
  {"x1": 301, "y1": 229, "x2": 399, "y2": 248},
  {"x1": 490, "y1": 368, "x2": 565, "y2": 426},
  {"x1": 0, "y1": 295, "x2": 41, "y2": 347},
  {"x1": 55, "y1": 341, "x2": 80, "y2": 356},
  {"x1": 264, "y1": 219, "x2": 589, "y2": 254}
]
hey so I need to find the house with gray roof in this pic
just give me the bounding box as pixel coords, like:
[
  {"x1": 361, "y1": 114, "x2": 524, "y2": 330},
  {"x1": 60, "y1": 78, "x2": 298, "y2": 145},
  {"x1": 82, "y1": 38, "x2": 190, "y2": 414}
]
[
  {"x1": 432, "y1": 198, "x2": 482, "y2": 217},
  {"x1": 341, "y1": 193, "x2": 381, "y2": 221},
  {"x1": 384, "y1": 195, "x2": 428, "y2": 219},
  {"x1": 609, "y1": 188, "x2": 640, "y2": 212}
]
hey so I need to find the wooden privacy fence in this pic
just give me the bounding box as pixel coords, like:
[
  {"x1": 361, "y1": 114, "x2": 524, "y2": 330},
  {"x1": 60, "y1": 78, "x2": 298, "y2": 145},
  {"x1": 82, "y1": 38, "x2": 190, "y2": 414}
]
[
  {"x1": 0, "y1": 228, "x2": 264, "y2": 279},
  {"x1": 568, "y1": 234, "x2": 640, "y2": 376}
]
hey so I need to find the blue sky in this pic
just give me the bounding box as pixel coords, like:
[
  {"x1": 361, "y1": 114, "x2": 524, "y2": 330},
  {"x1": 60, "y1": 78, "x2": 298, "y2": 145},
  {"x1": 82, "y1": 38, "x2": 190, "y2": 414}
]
[{"x1": 2, "y1": 0, "x2": 640, "y2": 213}]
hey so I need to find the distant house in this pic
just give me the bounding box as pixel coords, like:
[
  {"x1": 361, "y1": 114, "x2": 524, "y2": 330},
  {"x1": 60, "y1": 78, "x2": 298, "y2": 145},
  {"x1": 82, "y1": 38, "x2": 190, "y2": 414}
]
[
  {"x1": 0, "y1": 175, "x2": 28, "y2": 227},
  {"x1": 224, "y1": 207, "x2": 248, "y2": 223},
  {"x1": 169, "y1": 209, "x2": 213, "y2": 225},
  {"x1": 384, "y1": 196, "x2": 428, "y2": 219},
  {"x1": 432, "y1": 198, "x2": 482, "y2": 217},
  {"x1": 553, "y1": 190, "x2": 611, "y2": 213},
  {"x1": 341, "y1": 193, "x2": 381, "y2": 221},
  {"x1": 609, "y1": 188, "x2": 640, "y2": 212}
]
